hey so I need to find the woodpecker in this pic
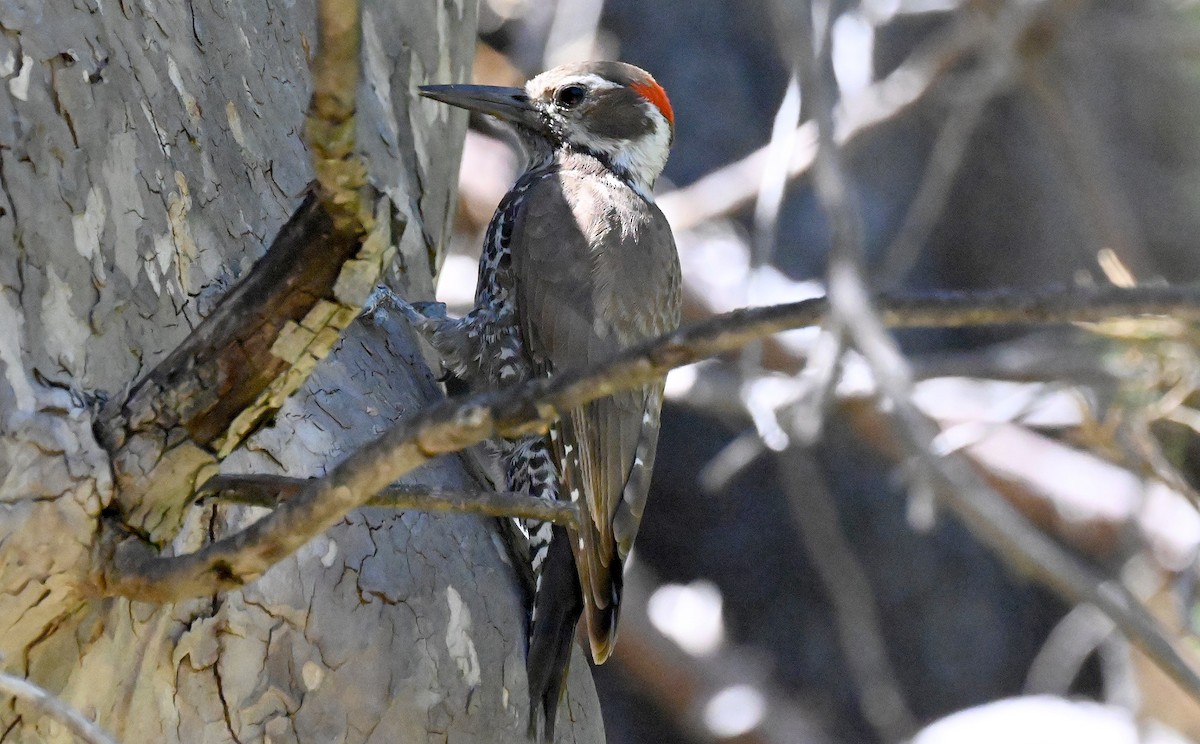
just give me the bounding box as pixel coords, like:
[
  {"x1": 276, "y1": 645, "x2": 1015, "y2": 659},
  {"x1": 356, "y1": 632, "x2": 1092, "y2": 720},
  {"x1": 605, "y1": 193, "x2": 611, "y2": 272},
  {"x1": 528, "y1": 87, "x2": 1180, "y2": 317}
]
[{"x1": 406, "y1": 61, "x2": 681, "y2": 739}]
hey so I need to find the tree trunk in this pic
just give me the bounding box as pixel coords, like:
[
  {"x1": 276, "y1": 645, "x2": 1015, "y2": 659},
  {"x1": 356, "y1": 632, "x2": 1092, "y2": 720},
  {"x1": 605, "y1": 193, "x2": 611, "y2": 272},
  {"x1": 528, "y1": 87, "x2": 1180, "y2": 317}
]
[{"x1": 0, "y1": 0, "x2": 602, "y2": 741}]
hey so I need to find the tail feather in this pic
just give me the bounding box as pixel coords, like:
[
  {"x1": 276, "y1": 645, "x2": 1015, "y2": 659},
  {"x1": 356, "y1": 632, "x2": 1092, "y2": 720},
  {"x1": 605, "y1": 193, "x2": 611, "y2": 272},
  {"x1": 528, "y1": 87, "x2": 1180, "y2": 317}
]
[
  {"x1": 527, "y1": 525, "x2": 583, "y2": 742},
  {"x1": 582, "y1": 552, "x2": 623, "y2": 665}
]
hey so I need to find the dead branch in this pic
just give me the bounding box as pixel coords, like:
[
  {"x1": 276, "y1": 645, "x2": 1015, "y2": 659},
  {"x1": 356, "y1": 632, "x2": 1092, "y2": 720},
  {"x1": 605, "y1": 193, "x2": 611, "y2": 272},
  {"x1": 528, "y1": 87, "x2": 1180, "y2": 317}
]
[
  {"x1": 0, "y1": 671, "x2": 118, "y2": 744},
  {"x1": 199, "y1": 473, "x2": 580, "y2": 527},
  {"x1": 792, "y1": 0, "x2": 1200, "y2": 711},
  {"x1": 94, "y1": 284, "x2": 1200, "y2": 602}
]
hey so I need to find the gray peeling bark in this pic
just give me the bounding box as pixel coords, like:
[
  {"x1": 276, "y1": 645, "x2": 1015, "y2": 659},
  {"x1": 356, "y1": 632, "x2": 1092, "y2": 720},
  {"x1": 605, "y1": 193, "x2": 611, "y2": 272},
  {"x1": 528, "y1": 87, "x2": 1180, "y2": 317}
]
[{"x1": 0, "y1": 0, "x2": 602, "y2": 742}]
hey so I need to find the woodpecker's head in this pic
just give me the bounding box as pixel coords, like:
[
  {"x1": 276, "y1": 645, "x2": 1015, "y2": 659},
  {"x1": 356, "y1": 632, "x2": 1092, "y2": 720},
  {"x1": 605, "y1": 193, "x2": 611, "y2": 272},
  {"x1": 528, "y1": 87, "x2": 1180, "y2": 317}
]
[{"x1": 420, "y1": 61, "x2": 675, "y2": 200}]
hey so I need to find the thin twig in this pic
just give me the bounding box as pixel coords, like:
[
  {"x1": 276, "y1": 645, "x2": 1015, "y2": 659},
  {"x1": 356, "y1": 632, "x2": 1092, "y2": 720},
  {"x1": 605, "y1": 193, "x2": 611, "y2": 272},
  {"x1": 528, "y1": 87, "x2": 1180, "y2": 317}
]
[
  {"x1": 1025, "y1": 603, "x2": 1114, "y2": 695},
  {"x1": 875, "y1": 64, "x2": 1009, "y2": 285},
  {"x1": 0, "y1": 671, "x2": 118, "y2": 744},
  {"x1": 793, "y1": 4, "x2": 920, "y2": 739},
  {"x1": 877, "y1": 0, "x2": 1056, "y2": 285},
  {"x1": 742, "y1": 67, "x2": 804, "y2": 376},
  {"x1": 777, "y1": 447, "x2": 919, "y2": 740},
  {"x1": 96, "y1": 284, "x2": 1200, "y2": 604},
  {"x1": 199, "y1": 473, "x2": 580, "y2": 527},
  {"x1": 656, "y1": 15, "x2": 985, "y2": 232},
  {"x1": 796, "y1": 0, "x2": 1200, "y2": 716},
  {"x1": 614, "y1": 565, "x2": 836, "y2": 744},
  {"x1": 1024, "y1": 31, "x2": 1156, "y2": 282}
]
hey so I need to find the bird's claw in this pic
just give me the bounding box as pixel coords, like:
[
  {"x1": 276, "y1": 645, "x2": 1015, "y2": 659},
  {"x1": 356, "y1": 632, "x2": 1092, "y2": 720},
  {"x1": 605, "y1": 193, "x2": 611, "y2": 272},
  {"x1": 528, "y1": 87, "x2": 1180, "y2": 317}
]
[
  {"x1": 362, "y1": 286, "x2": 448, "y2": 325},
  {"x1": 362, "y1": 285, "x2": 406, "y2": 319},
  {"x1": 410, "y1": 301, "x2": 449, "y2": 320}
]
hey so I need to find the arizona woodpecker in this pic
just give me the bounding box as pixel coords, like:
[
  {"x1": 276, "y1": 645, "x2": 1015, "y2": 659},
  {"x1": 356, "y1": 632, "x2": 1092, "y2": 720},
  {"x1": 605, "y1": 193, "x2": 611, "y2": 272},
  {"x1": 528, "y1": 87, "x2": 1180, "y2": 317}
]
[{"x1": 403, "y1": 61, "x2": 680, "y2": 739}]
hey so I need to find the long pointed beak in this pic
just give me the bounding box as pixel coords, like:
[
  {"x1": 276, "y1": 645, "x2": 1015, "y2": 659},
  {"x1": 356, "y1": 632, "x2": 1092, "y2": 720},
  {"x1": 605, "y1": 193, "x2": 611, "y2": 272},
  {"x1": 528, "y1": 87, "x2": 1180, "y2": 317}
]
[{"x1": 418, "y1": 84, "x2": 544, "y2": 131}]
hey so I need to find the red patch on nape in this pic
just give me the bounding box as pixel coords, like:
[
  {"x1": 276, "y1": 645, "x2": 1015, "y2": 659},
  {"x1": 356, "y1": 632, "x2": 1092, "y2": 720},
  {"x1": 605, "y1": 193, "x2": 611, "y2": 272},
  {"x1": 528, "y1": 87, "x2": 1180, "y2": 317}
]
[{"x1": 631, "y1": 80, "x2": 674, "y2": 126}]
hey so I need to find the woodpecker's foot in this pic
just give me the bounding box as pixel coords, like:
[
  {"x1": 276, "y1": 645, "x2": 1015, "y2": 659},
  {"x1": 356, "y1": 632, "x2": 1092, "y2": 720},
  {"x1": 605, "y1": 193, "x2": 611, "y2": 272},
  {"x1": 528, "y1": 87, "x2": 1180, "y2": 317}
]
[
  {"x1": 362, "y1": 285, "x2": 407, "y2": 320},
  {"x1": 409, "y1": 300, "x2": 449, "y2": 320},
  {"x1": 363, "y1": 286, "x2": 448, "y2": 325}
]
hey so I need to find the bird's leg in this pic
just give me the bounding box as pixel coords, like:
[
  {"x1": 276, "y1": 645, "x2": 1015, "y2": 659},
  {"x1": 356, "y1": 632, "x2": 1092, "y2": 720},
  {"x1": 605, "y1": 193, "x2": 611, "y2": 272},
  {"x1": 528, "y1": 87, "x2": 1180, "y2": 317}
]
[{"x1": 363, "y1": 285, "x2": 490, "y2": 387}]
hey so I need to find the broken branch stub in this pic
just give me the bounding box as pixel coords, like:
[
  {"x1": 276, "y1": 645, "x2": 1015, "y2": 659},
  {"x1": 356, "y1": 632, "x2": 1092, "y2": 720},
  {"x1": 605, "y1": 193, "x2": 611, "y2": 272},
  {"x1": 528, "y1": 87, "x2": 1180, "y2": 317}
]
[
  {"x1": 97, "y1": 0, "x2": 392, "y2": 544},
  {"x1": 99, "y1": 192, "x2": 394, "y2": 544}
]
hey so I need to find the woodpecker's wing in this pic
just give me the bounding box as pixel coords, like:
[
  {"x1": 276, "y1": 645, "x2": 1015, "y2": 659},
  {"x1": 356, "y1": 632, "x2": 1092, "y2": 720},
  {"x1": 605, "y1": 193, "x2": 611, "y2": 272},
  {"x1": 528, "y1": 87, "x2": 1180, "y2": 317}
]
[{"x1": 511, "y1": 165, "x2": 680, "y2": 663}]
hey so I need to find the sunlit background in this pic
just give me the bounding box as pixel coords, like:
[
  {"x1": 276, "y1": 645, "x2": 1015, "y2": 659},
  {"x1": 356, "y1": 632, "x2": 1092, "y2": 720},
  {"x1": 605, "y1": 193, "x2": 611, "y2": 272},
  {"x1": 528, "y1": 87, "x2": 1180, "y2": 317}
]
[{"x1": 432, "y1": 1, "x2": 1200, "y2": 742}]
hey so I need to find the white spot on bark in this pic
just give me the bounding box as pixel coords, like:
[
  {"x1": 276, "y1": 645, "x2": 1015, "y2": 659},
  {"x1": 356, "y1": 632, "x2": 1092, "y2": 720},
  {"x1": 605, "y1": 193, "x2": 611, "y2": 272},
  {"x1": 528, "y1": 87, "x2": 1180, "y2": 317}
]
[
  {"x1": 8, "y1": 55, "x2": 32, "y2": 101},
  {"x1": 0, "y1": 49, "x2": 15, "y2": 77},
  {"x1": 167, "y1": 57, "x2": 200, "y2": 121},
  {"x1": 41, "y1": 267, "x2": 90, "y2": 374},
  {"x1": 226, "y1": 101, "x2": 247, "y2": 149},
  {"x1": 301, "y1": 661, "x2": 324, "y2": 691},
  {"x1": 71, "y1": 185, "x2": 106, "y2": 266},
  {"x1": 0, "y1": 292, "x2": 34, "y2": 410},
  {"x1": 319, "y1": 538, "x2": 338, "y2": 567},
  {"x1": 444, "y1": 586, "x2": 481, "y2": 687}
]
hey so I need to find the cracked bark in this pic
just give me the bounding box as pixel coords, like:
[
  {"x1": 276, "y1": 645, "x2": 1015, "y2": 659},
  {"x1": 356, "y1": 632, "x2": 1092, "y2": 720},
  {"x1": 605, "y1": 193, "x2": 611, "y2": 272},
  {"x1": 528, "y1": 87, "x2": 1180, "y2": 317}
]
[{"x1": 0, "y1": 1, "x2": 602, "y2": 742}]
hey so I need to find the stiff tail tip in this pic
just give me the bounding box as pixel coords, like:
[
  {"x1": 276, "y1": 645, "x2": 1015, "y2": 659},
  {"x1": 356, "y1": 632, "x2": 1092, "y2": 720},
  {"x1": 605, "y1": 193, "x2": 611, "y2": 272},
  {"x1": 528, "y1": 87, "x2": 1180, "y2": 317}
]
[
  {"x1": 583, "y1": 553, "x2": 624, "y2": 665},
  {"x1": 527, "y1": 526, "x2": 584, "y2": 741}
]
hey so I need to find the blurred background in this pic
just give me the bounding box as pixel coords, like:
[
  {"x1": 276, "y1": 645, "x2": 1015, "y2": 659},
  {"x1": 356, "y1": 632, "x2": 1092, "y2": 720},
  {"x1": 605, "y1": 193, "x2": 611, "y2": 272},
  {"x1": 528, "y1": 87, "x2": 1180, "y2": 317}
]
[{"x1": 434, "y1": 1, "x2": 1200, "y2": 741}]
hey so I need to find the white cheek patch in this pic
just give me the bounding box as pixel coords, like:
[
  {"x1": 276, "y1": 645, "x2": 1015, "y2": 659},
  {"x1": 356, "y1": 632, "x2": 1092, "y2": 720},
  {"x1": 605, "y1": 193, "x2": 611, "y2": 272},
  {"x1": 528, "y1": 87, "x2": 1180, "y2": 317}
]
[{"x1": 604, "y1": 107, "x2": 672, "y2": 201}]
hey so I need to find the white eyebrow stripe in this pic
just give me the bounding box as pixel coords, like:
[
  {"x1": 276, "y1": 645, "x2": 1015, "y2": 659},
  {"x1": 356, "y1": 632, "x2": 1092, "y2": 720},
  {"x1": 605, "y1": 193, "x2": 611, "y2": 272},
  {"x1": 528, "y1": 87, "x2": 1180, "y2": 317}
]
[
  {"x1": 530, "y1": 73, "x2": 620, "y2": 96},
  {"x1": 564, "y1": 74, "x2": 620, "y2": 90}
]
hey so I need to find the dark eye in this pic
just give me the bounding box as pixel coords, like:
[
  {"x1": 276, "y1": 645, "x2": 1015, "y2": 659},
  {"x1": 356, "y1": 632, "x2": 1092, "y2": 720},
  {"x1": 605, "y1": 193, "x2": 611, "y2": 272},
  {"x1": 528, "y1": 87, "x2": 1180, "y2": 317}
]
[{"x1": 555, "y1": 85, "x2": 587, "y2": 108}]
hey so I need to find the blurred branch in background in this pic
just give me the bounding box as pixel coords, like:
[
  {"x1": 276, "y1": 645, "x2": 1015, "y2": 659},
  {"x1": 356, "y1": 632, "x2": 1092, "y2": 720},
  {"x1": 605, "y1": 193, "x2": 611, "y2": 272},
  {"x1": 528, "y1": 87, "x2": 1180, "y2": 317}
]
[
  {"x1": 778, "y1": 448, "x2": 919, "y2": 740},
  {"x1": 655, "y1": 6, "x2": 987, "y2": 233},
  {"x1": 774, "y1": 0, "x2": 1200, "y2": 738},
  {"x1": 614, "y1": 564, "x2": 838, "y2": 744},
  {"x1": 453, "y1": 0, "x2": 1200, "y2": 741}
]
